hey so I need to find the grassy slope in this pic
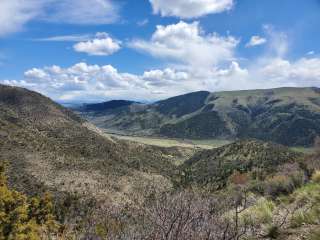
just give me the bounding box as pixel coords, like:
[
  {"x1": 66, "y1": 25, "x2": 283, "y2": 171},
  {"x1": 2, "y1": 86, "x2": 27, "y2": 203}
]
[{"x1": 80, "y1": 87, "x2": 320, "y2": 146}]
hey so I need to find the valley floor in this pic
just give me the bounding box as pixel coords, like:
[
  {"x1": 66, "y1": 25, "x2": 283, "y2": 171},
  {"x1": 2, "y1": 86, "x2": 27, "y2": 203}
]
[
  {"x1": 106, "y1": 131, "x2": 231, "y2": 149},
  {"x1": 104, "y1": 130, "x2": 315, "y2": 154}
]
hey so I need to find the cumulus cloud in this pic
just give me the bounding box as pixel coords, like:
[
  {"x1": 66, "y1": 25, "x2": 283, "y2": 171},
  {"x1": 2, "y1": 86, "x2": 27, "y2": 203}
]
[
  {"x1": 2, "y1": 20, "x2": 320, "y2": 102},
  {"x1": 0, "y1": 0, "x2": 119, "y2": 37},
  {"x1": 149, "y1": 0, "x2": 233, "y2": 18},
  {"x1": 255, "y1": 57, "x2": 320, "y2": 87},
  {"x1": 143, "y1": 68, "x2": 189, "y2": 87},
  {"x1": 73, "y1": 33, "x2": 121, "y2": 56},
  {"x1": 130, "y1": 21, "x2": 239, "y2": 68},
  {"x1": 2, "y1": 63, "x2": 214, "y2": 101},
  {"x1": 246, "y1": 35, "x2": 267, "y2": 47},
  {"x1": 4, "y1": 53, "x2": 320, "y2": 102},
  {"x1": 4, "y1": 63, "x2": 142, "y2": 101}
]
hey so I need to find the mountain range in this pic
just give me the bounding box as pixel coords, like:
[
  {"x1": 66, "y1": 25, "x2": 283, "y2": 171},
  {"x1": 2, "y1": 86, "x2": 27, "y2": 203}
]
[
  {"x1": 1, "y1": 84, "x2": 320, "y2": 239},
  {"x1": 78, "y1": 87, "x2": 320, "y2": 147},
  {"x1": 0, "y1": 84, "x2": 304, "y2": 202}
]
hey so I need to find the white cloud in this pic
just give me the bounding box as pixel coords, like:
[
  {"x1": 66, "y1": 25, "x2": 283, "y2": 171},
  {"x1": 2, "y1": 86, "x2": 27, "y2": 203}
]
[
  {"x1": 0, "y1": 0, "x2": 44, "y2": 36},
  {"x1": 73, "y1": 33, "x2": 121, "y2": 56},
  {"x1": 2, "y1": 22, "x2": 320, "y2": 102},
  {"x1": 263, "y1": 25, "x2": 289, "y2": 58},
  {"x1": 36, "y1": 34, "x2": 92, "y2": 42},
  {"x1": 2, "y1": 63, "x2": 209, "y2": 101},
  {"x1": 4, "y1": 63, "x2": 142, "y2": 101},
  {"x1": 3, "y1": 55, "x2": 320, "y2": 102},
  {"x1": 142, "y1": 68, "x2": 189, "y2": 87},
  {"x1": 130, "y1": 21, "x2": 239, "y2": 68},
  {"x1": 149, "y1": 0, "x2": 233, "y2": 18},
  {"x1": 45, "y1": 0, "x2": 119, "y2": 25},
  {"x1": 0, "y1": 0, "x2": 119, "y2": 37},
  {"x1": 255, "y1": 57, "x2": 320, "y2": 87},
  {"x1": 246, "y1": 35, "x2": 267, "y2": 47}
]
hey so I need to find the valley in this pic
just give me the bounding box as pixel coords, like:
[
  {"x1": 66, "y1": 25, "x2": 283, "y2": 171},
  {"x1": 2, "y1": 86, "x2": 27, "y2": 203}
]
[
  {"x1": 78, "y1": 87, "x2": 320, "y2": 147},
  {"x1": 1, "y1": 84, "x2": 320, "y2": 240},
  {"x1": 1, "y1": 1, "x2": 319, "y2": 239}
]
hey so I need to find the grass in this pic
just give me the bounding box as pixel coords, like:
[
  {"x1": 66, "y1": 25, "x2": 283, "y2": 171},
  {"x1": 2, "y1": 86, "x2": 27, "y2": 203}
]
[
  {"x1": 290, "y1": 147, "x2": 315, "y2": 154},
  {"x1": 106, "y1": 132, "x2": 231, "y2": 149}
]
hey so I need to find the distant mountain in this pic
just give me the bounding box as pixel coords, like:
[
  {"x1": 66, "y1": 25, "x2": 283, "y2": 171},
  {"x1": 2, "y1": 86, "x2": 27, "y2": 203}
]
[
  {"x1": 78, "y1": 87, "x2": 320, "y2": 146},
  {"x1": 78, "y1": 100, "x2": 138, "y2": 112}
]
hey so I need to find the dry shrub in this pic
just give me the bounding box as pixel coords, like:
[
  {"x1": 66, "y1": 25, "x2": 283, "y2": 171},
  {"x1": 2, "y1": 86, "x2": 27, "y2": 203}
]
[{"x1": 311, "y1": 170, "x2": 320, "y2": 183}]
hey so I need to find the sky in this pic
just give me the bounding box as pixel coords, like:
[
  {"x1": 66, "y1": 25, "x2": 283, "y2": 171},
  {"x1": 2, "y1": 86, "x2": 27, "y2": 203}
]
[{"x1": 0, "y1": 0, "x2": 320, "y2": 103}]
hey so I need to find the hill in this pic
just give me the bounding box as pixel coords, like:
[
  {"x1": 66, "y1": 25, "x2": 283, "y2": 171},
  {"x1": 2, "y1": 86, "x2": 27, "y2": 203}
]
[
  {"x1": 180, "y1": 139, "x2": 303, "y2": 189},
  {"x1": 77, "y1": 100, "x2": 137, "y2": 112},
  {"x1": 79, "y1": 87, "x2": 320, "y2": 146},
  {"x1": 0, "y1": 84, "x2": 180, "y2": 204},
  {"x1": 2, "y1": 84, "x2": 320, "y2": 239}
]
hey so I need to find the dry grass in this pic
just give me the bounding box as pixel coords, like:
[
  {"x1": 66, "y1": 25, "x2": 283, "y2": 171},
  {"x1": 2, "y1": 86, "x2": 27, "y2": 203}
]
[{"x1": 106, "y1": 133, "x2": 231, "y2": 150}]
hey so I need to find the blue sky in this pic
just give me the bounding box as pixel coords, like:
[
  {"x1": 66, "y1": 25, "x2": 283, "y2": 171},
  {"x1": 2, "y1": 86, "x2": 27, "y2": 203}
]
[{"x1": 0, "y1": 0, "x2": 320, "y2": 102}]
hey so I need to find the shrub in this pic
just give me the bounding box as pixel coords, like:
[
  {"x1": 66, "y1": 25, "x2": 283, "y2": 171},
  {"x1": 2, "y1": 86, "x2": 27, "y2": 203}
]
[
  {"x1": 308, "y1": 228, "x2": 320, "y2": 240},
  {"x1": 0, "y1": 164, "x2": 58, "y2": 239},
  {"x1": 248, "y1": 179, "x2": 265, "y2": 195},
  {"x1": 290, "y1": 209, "x2": 317, "y2": 228},
  {"x1": 311, "y1": 170, "x2": 320, "y2": 183},
  {"x1": 265, "y1": 171, "x2": 305, "y2": 198},
  {"x1": 289, "y1": 183, "x2": 320, "y2": 228},
  {"x1": 265, "y1": 225, "x2": 280, "y2": 239},
  {"x1": 241, "y1": 198, "x2": 275, "y2": 226},
  {"x1": 229, "y1": 171, "x2": 248, "y2": 186},
  {"x1": 265, "y1": 175, "x2": 293, "y2": 198}
]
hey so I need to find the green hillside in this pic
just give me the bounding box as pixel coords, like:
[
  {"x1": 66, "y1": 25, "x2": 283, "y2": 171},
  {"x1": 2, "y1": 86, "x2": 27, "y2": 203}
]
[
  {"x1": 180, "y1": 139, "x2": 303, "y2": 189},
  {"x1": 79, "y1": 87, "x2": 320, "y2": 146}
]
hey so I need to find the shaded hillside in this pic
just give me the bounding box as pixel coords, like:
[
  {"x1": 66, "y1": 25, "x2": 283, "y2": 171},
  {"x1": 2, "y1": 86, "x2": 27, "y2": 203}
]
[
  {"x1": 79, "y1": 87, "x2": 320, "y2": 146},
  {"x1": 78, "y1": 100, "x2": 137, "y2": 112},
  {"x1": 180, "y1": 139, "x2": 303, "y2": 189},
  {"x1": 0, "y1": 84, "x2": 179, "y2": 203}
]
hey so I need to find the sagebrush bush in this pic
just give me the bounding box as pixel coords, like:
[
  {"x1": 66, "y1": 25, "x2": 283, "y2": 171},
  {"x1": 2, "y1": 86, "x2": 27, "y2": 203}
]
[
  {"x1": 241, "y1": 198, "x2": 275, "y2": 225},
  {"x1": 265, "y1": 175, "x2": 293, "y2": 197},
  {"x1": 289, "y1": 183, "x2": 320, "y2": 228},
  {"x1": 265, "y1": 171, "x2": 305, "y2": 198},
  {"x1": 311, "y1": 170, "x2": 320, "y2": 183},
  {"x1": 290, "y1": 209, "x2": 317, "y2": 228},
  {"x1": 308, "y1": 228, "x2": 320, "y2": 240}
]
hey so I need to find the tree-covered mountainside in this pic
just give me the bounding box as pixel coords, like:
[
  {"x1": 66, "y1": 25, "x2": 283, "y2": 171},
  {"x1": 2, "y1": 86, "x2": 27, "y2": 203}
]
[
  {"x1": 79, "y1": 87, "x2": 320, "y2": 146},
  {"x1": 77, "y1": 100, "x2": 138, "y2": 112}
]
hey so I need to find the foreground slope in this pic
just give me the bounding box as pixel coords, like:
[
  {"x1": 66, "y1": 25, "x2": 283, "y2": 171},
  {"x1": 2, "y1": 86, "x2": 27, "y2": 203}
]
[
  {"x1": 0, "y1": 84, "x2": 178, "y2": 203},
  {"x1": 80, "y1": 87, "x2": 320, "y2": 146}
]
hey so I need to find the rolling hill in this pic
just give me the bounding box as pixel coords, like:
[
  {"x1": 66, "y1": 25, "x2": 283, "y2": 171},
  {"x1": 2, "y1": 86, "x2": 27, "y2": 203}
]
[
  {"x1": 79, "y1": 87, "x2": 320, "y2": 146},
  {"x1": 2, "y1": 84, "x2": 320, "y2": 239},
  {"x1": 78, "y1": 100, "x2": 138, "y2": 112},
  {"x1": 0, "y1": 84, "x2": 182, "y2": 204},
  {"x1": 180, "y1": 139, "x2": 303, "y2": 189}
]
